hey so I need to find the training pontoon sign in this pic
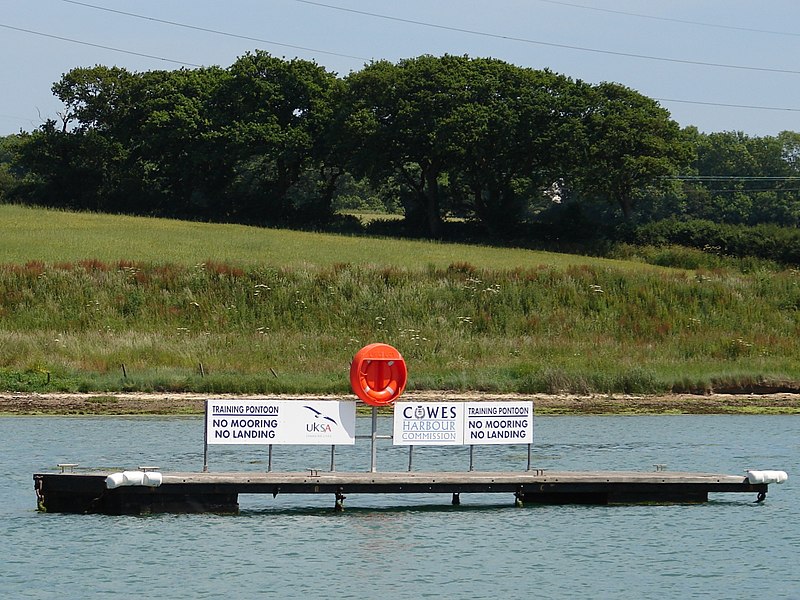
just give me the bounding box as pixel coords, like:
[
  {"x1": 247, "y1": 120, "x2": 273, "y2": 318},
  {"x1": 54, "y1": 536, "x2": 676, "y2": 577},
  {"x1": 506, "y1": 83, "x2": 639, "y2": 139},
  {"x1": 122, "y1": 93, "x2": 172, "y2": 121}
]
[
  {"x1": 392, "y1": 402, "x2": 465, "y2": 445},
  {"x1": 464, "y1": 401, "x2": 533, "y2": 445},
  {"x1": 392, "y1": 401, "x2": 534, "y2": 446},
  {"x1": 206, "y1": 400, "x2": 356, "y2": 445}
]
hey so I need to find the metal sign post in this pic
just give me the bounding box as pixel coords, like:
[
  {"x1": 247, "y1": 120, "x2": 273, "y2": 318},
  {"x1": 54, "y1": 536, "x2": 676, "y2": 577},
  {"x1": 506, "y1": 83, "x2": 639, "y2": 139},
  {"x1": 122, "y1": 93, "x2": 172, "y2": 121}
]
[
  {"x1": 469, "y1": 444, "x2": 475, "y2": 471},
  {"x1": 370, "y1": 407, "x2": 378, "y2": 473},
  {"x1": 268, "y1": 444, "x2": 273, "y2": 472},
  {"x1": 203, "y1": 401, "x2": 209, "y2": 472},
  {"x1": 527, "y1": 443, "x2": 532, "y2": 471}
]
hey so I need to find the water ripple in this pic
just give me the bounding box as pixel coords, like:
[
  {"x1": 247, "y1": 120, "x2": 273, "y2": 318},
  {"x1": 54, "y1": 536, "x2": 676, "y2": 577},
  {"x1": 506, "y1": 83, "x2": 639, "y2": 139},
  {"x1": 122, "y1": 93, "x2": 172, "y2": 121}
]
[{"x1": 1, "y1": 415, "x2": 797, "y2": 599}]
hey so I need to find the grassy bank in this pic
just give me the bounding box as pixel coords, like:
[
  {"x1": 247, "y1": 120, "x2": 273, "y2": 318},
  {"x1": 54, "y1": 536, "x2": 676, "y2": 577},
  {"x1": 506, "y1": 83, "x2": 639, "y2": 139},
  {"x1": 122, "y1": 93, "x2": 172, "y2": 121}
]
[
  {"x1": 2, "y1": 246, "x2": 800, "y2": 394},
  {"x1": 3, "y1": 204, "x2": 800, "y2": 396}
]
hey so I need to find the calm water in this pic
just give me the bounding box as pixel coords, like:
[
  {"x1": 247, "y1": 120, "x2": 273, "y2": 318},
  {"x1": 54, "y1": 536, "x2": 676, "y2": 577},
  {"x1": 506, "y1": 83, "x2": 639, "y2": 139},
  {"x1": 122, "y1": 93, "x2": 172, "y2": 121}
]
[{"x1": 1, "y1": 415, "x2": 798, "y2": 599}]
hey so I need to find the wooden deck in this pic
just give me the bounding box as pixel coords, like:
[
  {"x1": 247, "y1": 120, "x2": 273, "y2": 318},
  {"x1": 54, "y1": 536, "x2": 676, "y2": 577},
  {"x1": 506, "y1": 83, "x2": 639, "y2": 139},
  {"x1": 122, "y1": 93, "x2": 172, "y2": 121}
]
[{"x1": 34, "y1": 469, "x2": 771, "y2": 514}]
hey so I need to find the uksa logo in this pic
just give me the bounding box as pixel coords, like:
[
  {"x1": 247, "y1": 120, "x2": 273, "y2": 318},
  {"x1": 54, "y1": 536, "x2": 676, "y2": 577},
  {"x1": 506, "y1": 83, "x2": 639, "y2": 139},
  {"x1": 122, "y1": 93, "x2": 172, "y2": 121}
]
[{"x1": 304, "y1": 405, "x2": 338, "y2": 433}]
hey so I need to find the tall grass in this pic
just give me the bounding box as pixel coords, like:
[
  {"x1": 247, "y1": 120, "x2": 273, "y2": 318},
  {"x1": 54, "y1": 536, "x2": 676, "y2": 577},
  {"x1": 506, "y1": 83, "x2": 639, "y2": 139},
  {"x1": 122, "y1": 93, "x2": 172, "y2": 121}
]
[{"x1": 2, "y1": 258, "x2": 799, "y2": 394}]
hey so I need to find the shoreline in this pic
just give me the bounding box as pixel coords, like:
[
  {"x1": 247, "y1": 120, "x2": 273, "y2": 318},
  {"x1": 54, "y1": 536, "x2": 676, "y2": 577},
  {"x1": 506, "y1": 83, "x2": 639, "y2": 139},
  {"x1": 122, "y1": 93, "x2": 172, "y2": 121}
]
[{"x1": 2, "y1": 391, "x2": 800, "y2": 416}]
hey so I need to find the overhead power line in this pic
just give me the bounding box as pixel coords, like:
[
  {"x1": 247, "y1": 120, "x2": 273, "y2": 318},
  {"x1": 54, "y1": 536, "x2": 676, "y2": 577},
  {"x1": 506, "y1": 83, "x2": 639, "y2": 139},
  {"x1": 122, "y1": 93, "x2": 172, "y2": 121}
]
[
  {"x1": 699, "y1": 187, "x2": 800, "y2": 193},
  {"x1": 532, "y1": 0, "x2": 800, "y2": 38},
  {"x1": 7, "y1": 2, "x2": 800, "y2": 117},
  {"x1": 665, "y1": 176, "x2": 800, "y2": 181},
  {"x1": 61, "y1": 0, "x2": 369, "y2": 62},
  {"x1": 294, "y1": 0, "x2": 800, "y2": 76},
  {"x1": 655, "y1": 98, "x2": 800, "y2": 113},
  {"x1": 0, "y1": 22, "x2": 201, "y2": 67}
]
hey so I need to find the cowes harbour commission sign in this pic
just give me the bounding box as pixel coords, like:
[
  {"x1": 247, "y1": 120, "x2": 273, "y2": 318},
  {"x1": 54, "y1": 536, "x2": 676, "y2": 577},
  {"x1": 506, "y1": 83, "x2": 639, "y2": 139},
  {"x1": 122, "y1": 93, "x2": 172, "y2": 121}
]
[{"x1": 393, "y1": 401, "x2": 533, "y2": 445}]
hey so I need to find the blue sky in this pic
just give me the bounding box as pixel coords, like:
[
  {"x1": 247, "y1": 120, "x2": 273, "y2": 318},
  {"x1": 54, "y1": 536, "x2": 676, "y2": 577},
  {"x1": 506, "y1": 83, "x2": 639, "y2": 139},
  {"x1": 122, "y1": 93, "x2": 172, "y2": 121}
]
[{"x1": 2, "y1": 0, "x2": 800, "y2": 137}]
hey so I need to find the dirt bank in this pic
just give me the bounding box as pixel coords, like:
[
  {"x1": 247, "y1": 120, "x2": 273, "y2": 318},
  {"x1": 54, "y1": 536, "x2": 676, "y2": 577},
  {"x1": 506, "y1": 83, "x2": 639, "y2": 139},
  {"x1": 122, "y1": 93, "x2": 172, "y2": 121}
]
[{"x1": 2, "y1": 391, "x2": 800, "y2": 415}]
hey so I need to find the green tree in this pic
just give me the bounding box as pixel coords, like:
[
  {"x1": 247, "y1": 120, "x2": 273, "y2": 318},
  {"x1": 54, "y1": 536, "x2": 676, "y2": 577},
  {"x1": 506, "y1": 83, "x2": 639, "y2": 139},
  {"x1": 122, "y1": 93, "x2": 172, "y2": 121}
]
[
  {"x1": 52, "y1": 65, "x2": 233, "y2": 217},
  {"x1": 132, "y1": 67, "x2": 230, "y2": 218},
  {"x1": 14, "y1": 120, "x2": 128, "y2": 211},
  {"x1": 0, "y1": 134, "x2": 25, "y2": 201},
  {"x1": 575, "y1": 83, "x2": 690, "y2": 220},
  {"x1": 34, "y1": 66, "x2": 146, "y2": 213},
  {"x1": 215, "y1": 51, "x2": 342, "y2": 225},
  {"x1": 687, "y1": 130, "x2": 800, "y2": 225},
  {"x1": 51, "y1": 65, "x2": 138, "y2": 133},
  {"x1": 343, "y1": 55, "x2": 475, "y2": 237},
  {"x1": 443, "y1": 60, "x2": 587, "y2": 232},
  {"x1": 19, "y1": 55, "x2": 341, "y2": 225}
]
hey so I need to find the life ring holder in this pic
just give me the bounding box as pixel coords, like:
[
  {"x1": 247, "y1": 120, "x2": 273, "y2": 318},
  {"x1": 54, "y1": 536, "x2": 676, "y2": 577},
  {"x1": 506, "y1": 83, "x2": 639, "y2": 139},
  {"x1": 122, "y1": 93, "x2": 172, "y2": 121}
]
[{"x1": 349, "y1": 343, "x2": 407, "y2": 406}]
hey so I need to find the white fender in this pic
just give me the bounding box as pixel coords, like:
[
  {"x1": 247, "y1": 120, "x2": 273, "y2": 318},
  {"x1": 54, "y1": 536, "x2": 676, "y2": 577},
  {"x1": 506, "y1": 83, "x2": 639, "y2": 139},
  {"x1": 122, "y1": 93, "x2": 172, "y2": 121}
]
[
  {"x1": 105, "y1": 470, "x2": 163, "y2": 489},
  {"x1": 746, "y1": 470, "x2": 788, "y2": 484}
]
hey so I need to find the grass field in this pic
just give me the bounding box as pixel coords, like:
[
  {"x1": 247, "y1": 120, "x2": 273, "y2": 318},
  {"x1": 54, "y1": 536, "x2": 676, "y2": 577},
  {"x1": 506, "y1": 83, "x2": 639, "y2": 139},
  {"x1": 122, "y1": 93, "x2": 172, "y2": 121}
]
[
  {"x1": 0, "y1": 204, "x2": 633, "y2": 271},
  {"x1": 2, "y1": 203, "x2": 799, "y2": 397}
]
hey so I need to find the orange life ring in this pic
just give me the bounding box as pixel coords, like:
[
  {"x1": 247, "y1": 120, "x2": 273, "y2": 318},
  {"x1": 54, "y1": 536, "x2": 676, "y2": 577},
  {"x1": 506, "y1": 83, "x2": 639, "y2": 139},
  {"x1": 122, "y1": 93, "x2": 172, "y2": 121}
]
[{"x1": 350, "y1": 343, "x2": 407, "y2": 406}]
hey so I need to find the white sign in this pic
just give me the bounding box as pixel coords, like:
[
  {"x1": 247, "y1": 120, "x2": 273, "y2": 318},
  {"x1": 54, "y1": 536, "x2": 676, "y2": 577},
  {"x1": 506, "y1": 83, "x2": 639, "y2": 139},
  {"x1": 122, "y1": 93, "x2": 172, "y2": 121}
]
[
  {"x1": 392, "y1": 402, "x2": 465, "y2": 445},
  {"x1": 206, "y1": 400, "x2": 356, "y2": 445},
  {"x1": 464, "y1": 401, "x2": 533, "y2": 445},
  {"x1": 392, "y1": 401, "x2": 534, "y2": 446}
]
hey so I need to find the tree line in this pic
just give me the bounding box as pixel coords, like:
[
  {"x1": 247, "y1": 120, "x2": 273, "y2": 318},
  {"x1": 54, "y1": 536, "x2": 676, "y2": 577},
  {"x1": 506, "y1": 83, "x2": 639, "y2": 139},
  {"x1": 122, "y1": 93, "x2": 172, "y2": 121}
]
[{"x1": 1, "y1": 52, "x2": 800, "y2": 242}]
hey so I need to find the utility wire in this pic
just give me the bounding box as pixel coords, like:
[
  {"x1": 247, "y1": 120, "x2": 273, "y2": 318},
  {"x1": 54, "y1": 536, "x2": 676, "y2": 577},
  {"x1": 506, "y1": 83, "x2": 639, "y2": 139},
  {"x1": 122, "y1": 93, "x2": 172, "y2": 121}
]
[
  {"x1": 693, "y1": 188, "x2": 800, "y2": 193},
  {"x1": 665, "y1": 176, "x2": 800, "y2": 181},
  {"x1": 655, "y1": 98, "x2": 800, "y2": 113},
  {"x1": 61, "y1": 0, "x2": 369, "y2": 62},
  {"x1": 532, "y1": 0, "x2": 800, "y2": 38},
  {"x1": 294, "y1": 0, "x2": 800, "y2": 75},
  {"x1": 52, "y1": 0, "x2": 800, "y2": 112},
  {"x1": 7, "y1": 2, "x2": 800, "y2": 116},
  {"x1": 0, "y1": 22, "x2": 201, "y2": 67}
]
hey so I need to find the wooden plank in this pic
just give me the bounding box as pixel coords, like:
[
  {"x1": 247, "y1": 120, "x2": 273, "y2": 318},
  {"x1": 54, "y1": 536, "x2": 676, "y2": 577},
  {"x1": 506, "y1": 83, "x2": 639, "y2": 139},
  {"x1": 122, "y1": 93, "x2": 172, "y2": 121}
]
[{"x1": 159, "y1": 470, "x2": 751, "y2": 486}]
